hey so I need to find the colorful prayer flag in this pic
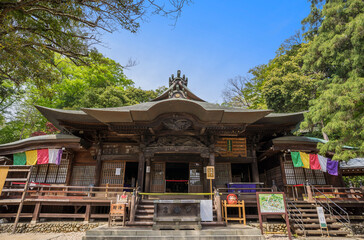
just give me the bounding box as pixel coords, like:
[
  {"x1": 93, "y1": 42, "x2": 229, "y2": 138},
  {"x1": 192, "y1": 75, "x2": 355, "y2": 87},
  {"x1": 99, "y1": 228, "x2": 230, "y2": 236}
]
[
  {"x1": 318, "y1": 155, "x2": 327, "y2": 172},
  {"x1": 327, "y1": 159, "x2": 339, "y2": 176},
  {"x1": 0, "y1": 167, "x2": 9, "y2": 195},
  {"x1": 48, "y1": 149, "x2": 58, "y2": 164},
  {"x1": 25, "y1": 150, "x2": 37, "y2": 165},
  {"x1": 37, "y1": 149, "x2": 49, "y2": 164},
  {"x1": 300, "y1": 152, "x2": 310, "y2": 169},
  {"x1": 291, "y1": 152, "x2": 303, "y2": 167},
  {"x1": 310, "y1": 154, "x2": 321, "y2": 170},
  {"x1": 13, "y1": 152, "x2": 26, "y2": 165},
  {"x1": 56, "y1": 149, "x2": 63, "y2": 165}
]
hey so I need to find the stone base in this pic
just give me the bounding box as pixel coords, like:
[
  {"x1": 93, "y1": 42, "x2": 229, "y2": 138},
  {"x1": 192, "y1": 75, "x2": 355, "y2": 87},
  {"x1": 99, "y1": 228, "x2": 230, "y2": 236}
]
[{"x1": 83, "y1": 225, "x2": 264, "y2": 240}]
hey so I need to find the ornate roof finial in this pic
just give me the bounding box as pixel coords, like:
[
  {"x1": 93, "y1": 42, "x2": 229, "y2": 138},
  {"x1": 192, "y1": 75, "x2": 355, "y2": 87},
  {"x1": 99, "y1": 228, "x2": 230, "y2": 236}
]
[
  {"x1": 169, "y1": 70, "x2": 188, "y2": 87},
  {"x1": 168, "y1": 70, "x2": 188, "y2": 99}
]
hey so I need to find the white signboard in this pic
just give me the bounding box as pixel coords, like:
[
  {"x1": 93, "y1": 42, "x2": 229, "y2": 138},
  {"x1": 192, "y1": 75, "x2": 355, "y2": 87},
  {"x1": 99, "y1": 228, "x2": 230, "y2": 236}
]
[
  {"x1": 115, "y1": 168, "x2": 121, "y2": 176},
  {"x1": 316, "y1": 207, "x2": 327, "y2": 228},
  {"x1": 146, "y1": 166, "x2": 151, "y2": 173},
  {"x1": 200, "y1": 200, "x2": 213, "y2": 222}
]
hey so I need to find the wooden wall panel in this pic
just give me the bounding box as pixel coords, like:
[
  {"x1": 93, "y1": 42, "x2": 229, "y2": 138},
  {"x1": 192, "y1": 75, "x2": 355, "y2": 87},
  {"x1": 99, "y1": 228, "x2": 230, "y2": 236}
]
[
  {"x1": 216, "y1": 138, "x2": 247, "y2": 157},
  {"x1": 73, "y1": 151, "x2": 95, "y2": 166}
]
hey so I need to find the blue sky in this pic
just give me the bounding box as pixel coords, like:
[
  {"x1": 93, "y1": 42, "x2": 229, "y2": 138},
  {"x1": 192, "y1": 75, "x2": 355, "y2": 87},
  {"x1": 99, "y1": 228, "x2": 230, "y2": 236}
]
[{"x1": 97, "y1": 0, "x2": 311, "y2": 103}]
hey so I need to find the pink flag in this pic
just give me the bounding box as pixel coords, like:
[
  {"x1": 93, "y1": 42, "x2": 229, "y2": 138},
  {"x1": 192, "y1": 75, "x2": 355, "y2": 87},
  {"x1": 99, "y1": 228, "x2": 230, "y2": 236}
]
[
  {"x1": 309, "y1": 154, "x2": 321, "y2": 170},
  {"x1": 37, "y1": 149, "x2": 49, "y2": 164}
]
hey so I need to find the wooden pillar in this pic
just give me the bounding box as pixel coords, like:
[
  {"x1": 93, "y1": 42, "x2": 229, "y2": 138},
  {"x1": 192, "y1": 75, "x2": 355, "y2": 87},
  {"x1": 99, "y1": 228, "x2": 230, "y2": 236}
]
[
  {"x1": 137, "y1": 152, "x2": 145, "y2": 191},
  {"x1": 144, "y1": 157, "x2": 151, "y2": 193},
  {"x1": 251, "y1": 149, "x2": 259, "y2": 183},
  {"x1": 94, "y1": 143, "x2": 103, "y2": 187},
  {"x1": 31, "y1": 203, "x2": 41, "y2": 224},
  {"x1": 209, "y1": 152, "x2": 215, "y2": 190},
  {"x1": 84, "y1": 204, "x2": 91, "y2": 223}
]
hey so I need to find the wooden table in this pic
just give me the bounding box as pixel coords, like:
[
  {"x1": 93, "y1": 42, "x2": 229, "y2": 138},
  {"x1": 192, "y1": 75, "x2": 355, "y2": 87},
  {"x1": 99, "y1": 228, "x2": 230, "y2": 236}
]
[{"x1": 222, "y1": 200, "x2": 246, "y2": 225}]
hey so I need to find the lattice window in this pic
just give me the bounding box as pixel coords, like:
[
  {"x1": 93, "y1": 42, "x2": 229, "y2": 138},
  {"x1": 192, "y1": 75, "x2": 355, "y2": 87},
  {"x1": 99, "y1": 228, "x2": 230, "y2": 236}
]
[
  {"x1": 101, "y1": 161, "x2": 125, "y2": 185},
  {"x1": 28, "y1": 150, "x2": 71, "y2": 184},
  {"x1": 30, "y1": 166, "x2": 38, "y2": 182},
  {"x1": 56, "y1": 153, "x2": 70, "y2": 183},
  {"x1": 70, "y1": 166, "x2": 96, "y2": 186},
  {"x1": 283, "y1": 157, "x2": 327, "y2": 185},
  {"x1": 313, "y1": 169, "x2": 326, "y2": 185},
  {"x1": 284, "y1": 162, "x2": 296, "y2": 185},
  {"x1": 36, "y1": 165, "x2": 48, "y2": 182},
  {"x1": 304, "y1": 168, "x2": 316, "y2": 185},
  {"x1": 215, "y1": 163, "x2": 231, "y2": 188},
  {"x1": 294, "y1": 166, "x2": 306, "y2": 184}
]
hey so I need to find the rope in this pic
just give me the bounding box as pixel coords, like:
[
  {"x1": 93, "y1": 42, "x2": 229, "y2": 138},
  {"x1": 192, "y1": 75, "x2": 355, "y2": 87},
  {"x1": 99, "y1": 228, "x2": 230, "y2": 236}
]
[
  {"x1": 139, "y1": 192, "x2": 213, "y2": 196},
  {"x1": 165, "y1": 180, "x2": 188, "y2": 182}
]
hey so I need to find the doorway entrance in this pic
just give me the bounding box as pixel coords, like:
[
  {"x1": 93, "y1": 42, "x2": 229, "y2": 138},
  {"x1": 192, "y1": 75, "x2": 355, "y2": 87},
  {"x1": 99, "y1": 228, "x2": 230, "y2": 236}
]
[
  {"x1": 165, "y1": 163, "x2": 189, "y2": 193},
  {"x1": 124, "y1": 162, "x2": 138, "y2": 188}
]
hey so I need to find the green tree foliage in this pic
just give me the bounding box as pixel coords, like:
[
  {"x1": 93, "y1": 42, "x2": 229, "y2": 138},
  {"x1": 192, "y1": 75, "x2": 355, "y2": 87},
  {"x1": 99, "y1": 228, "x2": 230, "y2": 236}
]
[
  {"x1": 301, "y1": 0, "x2": 364, "y2": 160},
  {"x1": 0, "y1": 53, "x2": 166, "y2": 144},
  {"x1": 262, "y1": 41, "x2": 321, "y2": 112},
  {"x1": 0, "y1": 0, "x2": 189, "y2": 114},
  {"x1": 223, "y1": 0, "x2": 363, "y2": 159}
]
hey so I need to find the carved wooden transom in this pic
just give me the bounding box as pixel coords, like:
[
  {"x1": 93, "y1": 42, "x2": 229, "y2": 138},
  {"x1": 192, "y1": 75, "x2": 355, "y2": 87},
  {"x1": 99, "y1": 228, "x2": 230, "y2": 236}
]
[{"x1": 162, "y1": 118, "x2": 192, "y2": 131}]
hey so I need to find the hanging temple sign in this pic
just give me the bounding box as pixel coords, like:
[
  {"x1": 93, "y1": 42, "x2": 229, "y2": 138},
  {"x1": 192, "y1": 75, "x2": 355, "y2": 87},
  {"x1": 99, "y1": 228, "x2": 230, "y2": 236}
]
[{"x1": 168, "y1": 70, "x2": 188, "y2": 99}]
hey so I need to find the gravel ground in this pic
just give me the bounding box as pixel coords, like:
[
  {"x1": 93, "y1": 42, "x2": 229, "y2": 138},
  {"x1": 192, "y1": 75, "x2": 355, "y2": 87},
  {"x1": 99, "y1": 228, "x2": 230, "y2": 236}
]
[
  {"x1": 0, "y1": 232, "x2": 85, "y2": 240},
  {"x1": 1, "y1": 232, "x2": 363, "y2": 240}
]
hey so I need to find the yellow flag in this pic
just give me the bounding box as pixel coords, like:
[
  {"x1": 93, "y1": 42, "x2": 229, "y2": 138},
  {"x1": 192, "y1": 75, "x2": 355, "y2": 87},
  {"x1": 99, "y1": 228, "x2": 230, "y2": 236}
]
[
  {"x1": 26, "y1": 150, "x2": 38, "y2": 165},
  {"x1": 0, "y1": 167, "x2": 9, "y2": 195},
  {"x1": 300, "y1": 152, "x2": 310, "y2": 169}
]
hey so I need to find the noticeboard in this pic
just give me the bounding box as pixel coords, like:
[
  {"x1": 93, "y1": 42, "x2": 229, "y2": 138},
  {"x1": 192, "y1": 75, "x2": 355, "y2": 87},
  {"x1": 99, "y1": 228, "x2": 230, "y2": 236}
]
[
  {"x1": 206, "y1": 166, "x2": 215, "y2": 179},
  {"x1": 258, "y1": 193, "x2": 285, "y2": 213},
  {"x1": 256, "y1": 192, "x2": 292, "y2": 239}
]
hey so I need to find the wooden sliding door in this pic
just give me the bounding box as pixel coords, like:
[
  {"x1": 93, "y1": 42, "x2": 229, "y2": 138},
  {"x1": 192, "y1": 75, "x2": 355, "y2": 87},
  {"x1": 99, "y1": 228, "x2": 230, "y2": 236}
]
[
  {"x1": 150, "y1": 162, "x2": 165, "y2": 193},
  {"x1": 189, "y1": 162, "x2": 203, "y2": 193}
]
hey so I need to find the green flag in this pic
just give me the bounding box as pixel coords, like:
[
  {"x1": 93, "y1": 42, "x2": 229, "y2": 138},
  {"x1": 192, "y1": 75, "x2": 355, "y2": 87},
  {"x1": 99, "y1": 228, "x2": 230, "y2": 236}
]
[
  {"x1": 291, "y1": 152, "x2": 303, "y2": 167},
  {"x1": 13, "y1": 152, "x2": 26, "y2": 165}
]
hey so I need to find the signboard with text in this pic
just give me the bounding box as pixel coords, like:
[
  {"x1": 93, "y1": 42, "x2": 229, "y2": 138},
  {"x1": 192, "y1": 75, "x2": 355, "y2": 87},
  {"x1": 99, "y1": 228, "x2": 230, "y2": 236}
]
[{"x1": 206, "y1": 166, "x2": 215, "y2": 179}]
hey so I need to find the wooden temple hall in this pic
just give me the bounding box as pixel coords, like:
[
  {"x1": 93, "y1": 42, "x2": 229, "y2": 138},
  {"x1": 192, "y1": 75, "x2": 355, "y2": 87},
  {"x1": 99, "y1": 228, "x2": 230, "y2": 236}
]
[{"x1": 0, "y1": 71, "x2": 362, "y2": 233}]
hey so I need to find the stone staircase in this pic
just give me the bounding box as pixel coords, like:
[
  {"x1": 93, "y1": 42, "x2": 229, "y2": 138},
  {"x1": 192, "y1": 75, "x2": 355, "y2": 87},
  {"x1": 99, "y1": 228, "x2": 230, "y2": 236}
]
[
  {"x1": 127, "y1": 199, "x2": 154, "y2": 226},
  {"x1": 128, "y1": 199, "x2": 221, "y2": 227},
  {"x1": 288, "y1": 201, "x2": 350, "y2": 237},
  {"x1": 83, "y1": 226, "x2": 264, "y2": 240}
]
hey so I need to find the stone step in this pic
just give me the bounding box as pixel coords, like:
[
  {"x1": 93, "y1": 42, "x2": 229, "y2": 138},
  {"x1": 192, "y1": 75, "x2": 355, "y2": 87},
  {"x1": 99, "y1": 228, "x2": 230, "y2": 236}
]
[
  {"x1": 139, "y1": 205, "x2": 154, "y2": 209},
  {"x1": 295, "y1": 229, "x2": 349, "y2": 236},
  {"x1": 137, "y1": 209, "x2": 154, "y2": 214},
  {"x1": 135, "y1": 215, "x2": 153, "y2": 220},
  {"x1": 85, "y1": 228, "x2": 263, "y2": 237},
  {"x1": 126, "y1": 221, "x2": 153, "y2": 226},
  {"x1": 83, "y1": 235, "x2": 264, "y2": 240},
  {"x1": 86, "y1": 230, "x2": 263, "y2": 237}
]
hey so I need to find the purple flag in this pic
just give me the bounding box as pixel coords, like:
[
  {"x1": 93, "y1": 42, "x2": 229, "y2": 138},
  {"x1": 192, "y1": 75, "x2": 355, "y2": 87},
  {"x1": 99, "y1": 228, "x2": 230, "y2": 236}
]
[
  {"x1": 327, "y1": 159, "x2": 339, "y2": 176},
  {"x1": 56, "y1": 149, "x2": 63, "y2": 165}
]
